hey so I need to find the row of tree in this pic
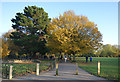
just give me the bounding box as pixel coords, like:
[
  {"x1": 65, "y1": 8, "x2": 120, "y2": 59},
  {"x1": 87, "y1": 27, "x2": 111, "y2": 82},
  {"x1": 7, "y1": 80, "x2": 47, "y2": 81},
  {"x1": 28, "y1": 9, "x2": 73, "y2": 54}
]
[
  {"x1": 96, "y1": 44, "x2": 119, "y2": 57},
  {"x1": 0, "y1": 6, "x2": 119, "y2": 60}
]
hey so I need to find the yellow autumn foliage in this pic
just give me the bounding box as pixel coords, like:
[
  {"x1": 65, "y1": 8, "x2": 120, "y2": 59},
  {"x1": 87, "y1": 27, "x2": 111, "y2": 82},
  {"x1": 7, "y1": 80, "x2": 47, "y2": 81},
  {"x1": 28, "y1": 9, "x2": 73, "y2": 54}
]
[
  {"x1": 47, "y1": 10, "x2": 102, "y2": 55},
  {"x1": 1, "y1": 39, "x2": 10, "y2": 59}
]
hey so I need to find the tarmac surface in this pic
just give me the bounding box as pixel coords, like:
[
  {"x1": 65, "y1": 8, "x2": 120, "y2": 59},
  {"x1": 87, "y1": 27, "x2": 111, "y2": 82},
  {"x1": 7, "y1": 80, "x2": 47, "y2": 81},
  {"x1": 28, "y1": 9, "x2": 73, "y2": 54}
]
[{"x1": 12, "y1": 61, "x2": 107, "y2": 80}]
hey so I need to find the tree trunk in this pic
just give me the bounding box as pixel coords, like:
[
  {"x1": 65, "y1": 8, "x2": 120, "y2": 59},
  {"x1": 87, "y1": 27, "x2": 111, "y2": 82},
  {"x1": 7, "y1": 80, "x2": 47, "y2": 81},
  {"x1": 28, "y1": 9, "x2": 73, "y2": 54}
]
[
  {"x1": 73, "y1": 53, "x2": 75, "y2": 61},
  {"x1": 69, "y1": 54, "x2": 71, "y2": 60}
]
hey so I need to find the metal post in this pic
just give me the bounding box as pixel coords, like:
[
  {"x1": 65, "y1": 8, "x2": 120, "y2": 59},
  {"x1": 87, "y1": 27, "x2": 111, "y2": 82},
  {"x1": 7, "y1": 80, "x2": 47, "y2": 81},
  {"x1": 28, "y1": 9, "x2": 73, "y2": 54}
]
[
  {"x1": 36, "y1": 63, "x2": 39, "y2": 75},
  {"x1": 5, "y1": 64, "x2": 7, "y2": 79},
  {"x1": 51, "y1": 62, "x2": 53, "y2": 70},
  {"x1": 97, "y1": 61, "x2": 100, "y2": 75},
  {"x1": 76, "y1": 63, "x2": 78, "y2": 75},
  {"x1": 56, "y1": 63, "x2": 58, "y2": 76},
  {"x1": 9, "y1": 65, "x2": 13, "y2": 79}
]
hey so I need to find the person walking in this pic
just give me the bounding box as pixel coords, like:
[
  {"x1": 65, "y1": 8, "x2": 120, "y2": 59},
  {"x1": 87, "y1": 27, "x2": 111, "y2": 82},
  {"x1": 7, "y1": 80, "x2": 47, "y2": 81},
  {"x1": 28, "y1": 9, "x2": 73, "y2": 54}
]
[
  {"x1": 90, "y1": 56, "x2": 92, "y2": 62},
  {"x1": 86, "y1": 56, "x2": 88, "y2": 62},
  {"x1": 65, "y1": 55, "x2": 67, "y2": 62}
]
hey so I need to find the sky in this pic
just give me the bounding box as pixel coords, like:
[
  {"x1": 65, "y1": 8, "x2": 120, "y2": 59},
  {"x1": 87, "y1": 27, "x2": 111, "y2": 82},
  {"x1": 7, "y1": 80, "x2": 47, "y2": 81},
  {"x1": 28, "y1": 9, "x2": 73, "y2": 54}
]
[{"x1": 0, "y1": 2, "x2": 118, "y2": 45}]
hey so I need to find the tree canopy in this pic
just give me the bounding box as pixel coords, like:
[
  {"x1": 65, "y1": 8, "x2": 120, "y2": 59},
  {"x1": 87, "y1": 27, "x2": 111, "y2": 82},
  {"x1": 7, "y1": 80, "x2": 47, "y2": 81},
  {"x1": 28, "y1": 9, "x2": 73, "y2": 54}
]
[
  {"x1": 47, "y1": 11, "x2": 103, "y2": 60},
  {"x1": 10, "y1": 6, "x2": 51, "y2": 58},
  {"x1": 1, "y1": 33, "x2": 11, "y2": 59},
  {"x1": 1, "y1": 6, "x2": 119, "y2": 60},
  {"x1": 98, "y1": 44, "x2": 119, "y2": 57}
]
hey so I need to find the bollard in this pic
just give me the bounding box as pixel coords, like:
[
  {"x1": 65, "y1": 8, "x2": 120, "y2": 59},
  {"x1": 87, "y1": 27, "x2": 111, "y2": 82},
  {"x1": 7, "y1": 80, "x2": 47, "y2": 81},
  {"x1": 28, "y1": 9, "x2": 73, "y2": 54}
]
[
  {"x1": 54, "y1": 61, "x2": 56, "y2": 67},
  {"x1": 76, "y1": 63, "x2": 78, "y2": 75},
  {"x1": 97, "y1": 61, "x2": 100, "y2": 75},
  {"x1": 36, "y1": 63, "x2": 39, "y2": 75},
  {"x1": 55, "y1": 59, "x2": 56, "y2": 64},
  {"x1": 51, "y1": 62, "x2": 53, "y2": 70},
  {"x1": 5, "y1": 64, "x2": 8, "y2": 79},
  {"x1": 56, "y1": 63, "x2": 58, "y2": 76},
  {"x1": 52, "y1": 63, "x2": 54, "y2": 69},
  {"x1": 9, "y1": 65, "x2": 13, "y2": 79}
]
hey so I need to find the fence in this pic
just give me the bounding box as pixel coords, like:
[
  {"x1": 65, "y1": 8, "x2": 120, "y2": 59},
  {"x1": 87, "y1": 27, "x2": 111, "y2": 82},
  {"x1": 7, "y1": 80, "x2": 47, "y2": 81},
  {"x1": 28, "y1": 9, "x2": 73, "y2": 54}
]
[
  {"x1": 2, "y1": 64, "x2": 9, "y2": 79},
  {"x1": 2, "y1": 60, "x2": 56, "y2": 79}
]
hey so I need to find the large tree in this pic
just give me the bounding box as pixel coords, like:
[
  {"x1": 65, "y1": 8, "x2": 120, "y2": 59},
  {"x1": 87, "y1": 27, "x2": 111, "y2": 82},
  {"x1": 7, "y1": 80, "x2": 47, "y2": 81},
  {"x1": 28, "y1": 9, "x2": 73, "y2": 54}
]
[
  {"x1": 3, "y1": 30, "x2": 21, "y2": 58},
  {"x1": 99, "y1": 44, "x2": 118, "y2": 57},
  {"x1": 1, "y1": 33, "x2": 11, "y2": 59},
  {"x1": 47, "y1": 11, "x2": 102, "y2": 61},
  {"x1": 10, "y1": 6, "x2": 51, "y2": 58}
]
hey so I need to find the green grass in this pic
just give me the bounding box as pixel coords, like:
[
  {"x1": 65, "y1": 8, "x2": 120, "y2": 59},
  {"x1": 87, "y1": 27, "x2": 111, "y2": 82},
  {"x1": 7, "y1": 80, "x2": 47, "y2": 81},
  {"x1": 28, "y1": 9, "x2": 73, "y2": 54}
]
[
  {"x1": 2, "y1": 63, "x2": 50, "y2": 78},
  {"x1": 75, "y1": 57, "x2": 119, "y2": 80}
]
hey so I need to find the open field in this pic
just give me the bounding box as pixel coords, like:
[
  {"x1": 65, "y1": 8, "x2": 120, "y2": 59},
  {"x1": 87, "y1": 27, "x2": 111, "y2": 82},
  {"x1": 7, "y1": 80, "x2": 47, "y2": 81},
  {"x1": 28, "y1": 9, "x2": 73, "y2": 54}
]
[{"x1": 75, "y1": 57, "x2": 119, "y2": 80}]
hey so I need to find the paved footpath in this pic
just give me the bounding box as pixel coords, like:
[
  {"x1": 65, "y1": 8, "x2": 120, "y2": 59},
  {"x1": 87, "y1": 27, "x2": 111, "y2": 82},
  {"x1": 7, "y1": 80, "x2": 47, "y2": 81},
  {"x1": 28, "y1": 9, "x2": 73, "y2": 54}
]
[{"x1": 12, "y1": 62, "x2": 106, "y2": 80}]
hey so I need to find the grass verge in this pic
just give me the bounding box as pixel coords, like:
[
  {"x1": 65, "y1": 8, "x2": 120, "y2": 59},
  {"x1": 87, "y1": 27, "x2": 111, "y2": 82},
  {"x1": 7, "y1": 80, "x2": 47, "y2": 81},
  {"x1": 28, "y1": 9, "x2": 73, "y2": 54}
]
[{"x1": 74, "y1": 57, "x2": 118, "y2": 80}]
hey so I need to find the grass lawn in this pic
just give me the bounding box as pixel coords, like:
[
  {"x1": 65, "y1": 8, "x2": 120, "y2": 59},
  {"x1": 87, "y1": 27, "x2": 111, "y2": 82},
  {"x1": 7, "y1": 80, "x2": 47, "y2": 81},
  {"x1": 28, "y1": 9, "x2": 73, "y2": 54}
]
[{"x1": 75, "y1": 57, "x2": 119, "y2": 80}]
